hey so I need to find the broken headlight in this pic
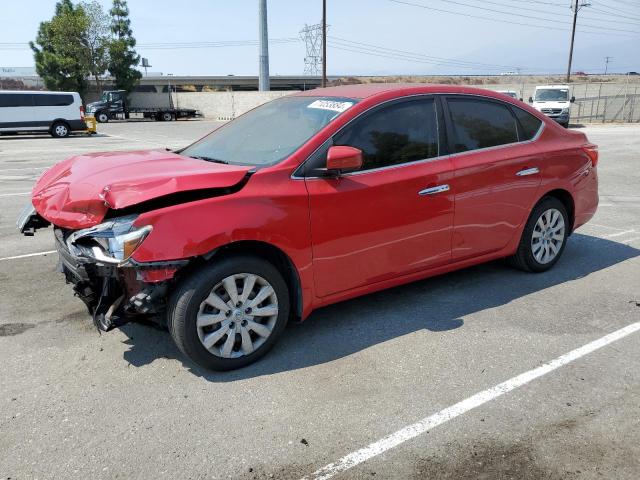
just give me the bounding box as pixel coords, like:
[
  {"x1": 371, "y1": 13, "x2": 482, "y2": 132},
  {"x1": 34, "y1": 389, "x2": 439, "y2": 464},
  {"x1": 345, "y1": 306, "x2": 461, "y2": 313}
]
[{"x1": 66, "y1": 215, "x2": 152, "y2": 264}]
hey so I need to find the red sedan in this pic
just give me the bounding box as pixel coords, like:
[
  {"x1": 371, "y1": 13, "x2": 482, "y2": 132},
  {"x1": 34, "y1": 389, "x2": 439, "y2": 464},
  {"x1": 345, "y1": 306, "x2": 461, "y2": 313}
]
[{"x1": 18, "y1": 85, "x2": 599, "y2": 370}]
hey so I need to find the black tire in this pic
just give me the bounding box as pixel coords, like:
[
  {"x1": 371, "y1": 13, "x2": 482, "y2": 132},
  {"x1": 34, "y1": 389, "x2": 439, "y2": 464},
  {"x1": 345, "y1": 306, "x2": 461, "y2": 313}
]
[
  {"x1": 167, "y1": 255, "x2": 290, "y2": 371},
  {"x1": 96, "y1": 112, "x2": 109, "y2": 123},
  {"x1": 50, "y1": 122, "x2": 70, "y2": 138},
  {"x1": 508, "y1": 196, "x2": 569, "y2": 273},
  {"x1": 161, "y1": 112, "x2": 174, "y2": 121}
]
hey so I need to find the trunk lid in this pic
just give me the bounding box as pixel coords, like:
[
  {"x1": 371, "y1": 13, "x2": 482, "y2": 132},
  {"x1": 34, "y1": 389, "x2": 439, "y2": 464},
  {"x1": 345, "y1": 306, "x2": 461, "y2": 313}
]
[{"x1": 32, "y1": 149, "x2": 253, "y2": 229}]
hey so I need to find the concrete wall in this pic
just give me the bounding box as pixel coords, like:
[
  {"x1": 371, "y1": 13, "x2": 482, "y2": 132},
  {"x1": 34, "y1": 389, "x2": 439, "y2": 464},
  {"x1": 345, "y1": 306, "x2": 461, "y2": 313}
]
[
  {"x1": 128, "y1": 90, "x2": 295, "y2": 120},
  {"x1": 125, "y1": 82, "x2": 640, "y2": 123}
]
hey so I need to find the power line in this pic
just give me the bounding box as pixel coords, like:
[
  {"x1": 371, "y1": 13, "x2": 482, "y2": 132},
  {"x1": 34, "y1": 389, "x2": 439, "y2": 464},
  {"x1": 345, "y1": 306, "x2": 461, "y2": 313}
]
[
  {"x1": 329, "y1": 36, "x2": 521, "y2": 69},
  {"x1": 328, "y1": 42, "x2": 513, "y2": 71},
  {"x1": 388, "y1": 0, "x2": 639, "y2": 36},
  {"x1": 393, "y1": 0, "x2": 640, "y2": 34},
  {"x1": 495, "y1": 0, "x2": 640, "y2": 26},
  {"x1": 0, "y1": 38, "x2": 302, "y2": 51},
  {"x1": 588, "y1": 4, "x2": 640, "y2": 20}
]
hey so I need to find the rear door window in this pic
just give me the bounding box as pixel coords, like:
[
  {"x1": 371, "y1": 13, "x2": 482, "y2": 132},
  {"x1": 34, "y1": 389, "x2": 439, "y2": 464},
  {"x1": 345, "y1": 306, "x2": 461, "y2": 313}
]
[
  {"x1": 0, "y1": 93, "x2": 34, "y2": 108},
  {"x1": 333, "y1": 98, "x2": 439, "y2": 171},
  {"x1": 446, "y1": 97, "x2": 519, "y2": 153}
]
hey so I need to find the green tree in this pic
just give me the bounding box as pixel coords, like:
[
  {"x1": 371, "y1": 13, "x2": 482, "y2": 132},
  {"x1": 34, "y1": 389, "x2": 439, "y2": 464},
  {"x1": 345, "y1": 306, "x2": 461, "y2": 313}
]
[
  {"x1": 80, "y1": 1, "x2": 111, "y2": 94},
  {"x1": 108, "y1": 0, "x2": 141, "y2": 92},
  {"x1": 30, "y1": 0, "x2": 90, "y2": 97}
]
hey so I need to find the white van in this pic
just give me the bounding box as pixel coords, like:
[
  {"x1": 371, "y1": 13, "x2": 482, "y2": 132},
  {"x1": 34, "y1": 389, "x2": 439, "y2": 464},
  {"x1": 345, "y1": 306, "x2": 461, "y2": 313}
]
[
  {"x1": 0, "y1": 90, "x2": 86, "y2": 138},
  {"x1": 528, "y1": 85, "x2": 575, "y2": 128}
]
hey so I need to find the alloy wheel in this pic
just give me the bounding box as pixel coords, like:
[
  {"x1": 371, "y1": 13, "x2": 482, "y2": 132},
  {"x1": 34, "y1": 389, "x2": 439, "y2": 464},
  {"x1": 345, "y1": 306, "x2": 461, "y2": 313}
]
[
  {"x1": 531, "y1": 208, "x2": 565, "y2": 264},
  {"x1": 55, "y1": 125, "x2": 68, "y2": 137},
  {"x1": 196, "y1": 273, "x2": 278, "y2": 359}
]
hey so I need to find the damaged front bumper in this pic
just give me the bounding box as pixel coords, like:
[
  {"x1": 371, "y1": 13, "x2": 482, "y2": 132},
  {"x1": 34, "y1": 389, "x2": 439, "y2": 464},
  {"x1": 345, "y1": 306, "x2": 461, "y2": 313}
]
[
  {"x1": 54, "y1": 227, "x2": 187, "y2": 330},
  {"x1": 19, "y1": 205, "x2": 188, "y2": 330}
]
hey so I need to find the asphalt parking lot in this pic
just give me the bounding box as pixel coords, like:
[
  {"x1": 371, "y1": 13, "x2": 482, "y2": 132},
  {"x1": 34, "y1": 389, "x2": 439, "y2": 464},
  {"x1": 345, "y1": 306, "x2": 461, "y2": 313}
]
[{"x1": 1, "y1": 120, "x2": 639, "y2": 480}]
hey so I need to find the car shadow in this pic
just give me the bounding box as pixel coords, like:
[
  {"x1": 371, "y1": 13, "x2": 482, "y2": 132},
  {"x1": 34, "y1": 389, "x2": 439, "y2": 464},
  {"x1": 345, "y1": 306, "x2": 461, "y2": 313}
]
[{"x1": 118, "y1": 233, "x2": 639, "y2": 380}]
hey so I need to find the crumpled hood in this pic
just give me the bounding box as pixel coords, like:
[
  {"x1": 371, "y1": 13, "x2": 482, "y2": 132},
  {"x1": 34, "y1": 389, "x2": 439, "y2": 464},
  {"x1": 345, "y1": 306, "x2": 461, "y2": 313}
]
[{"x1": 32, "y1": 149, "x2": 253, "y2": 229}]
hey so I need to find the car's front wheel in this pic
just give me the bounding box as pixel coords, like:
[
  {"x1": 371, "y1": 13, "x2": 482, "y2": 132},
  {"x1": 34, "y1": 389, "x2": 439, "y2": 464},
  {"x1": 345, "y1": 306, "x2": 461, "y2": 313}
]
[
  {"x1": 168, "y1": 255, "x2": 290, "y2": 370},
  {"x1": 509, "y1": 196, "x2": 569, "y2": 272},
  {"x1": 96, "y1": 112, "x2": 109, "y2": 123}
]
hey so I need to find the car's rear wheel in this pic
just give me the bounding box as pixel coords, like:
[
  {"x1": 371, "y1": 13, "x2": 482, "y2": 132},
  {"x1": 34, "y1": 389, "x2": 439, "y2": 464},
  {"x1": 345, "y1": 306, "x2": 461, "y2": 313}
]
[
  {"x1": 168, "y1": 255, "x2": 290, "y2": 370},
  {"x1": 509, "y1": 196, "x2": 569, "y2": 272},
  {"x1": 50, "y1": 122, "x2": 70, "y2": 138},
  {"x1": 161, "y1": 112, "x2": 174, "y2": 121}
]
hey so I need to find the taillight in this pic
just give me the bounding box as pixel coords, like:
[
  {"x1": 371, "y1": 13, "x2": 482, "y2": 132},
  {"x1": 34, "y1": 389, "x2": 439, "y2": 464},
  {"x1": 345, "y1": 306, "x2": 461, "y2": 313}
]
[
  {"x1": 80, "y1": 105, "x2": 85, "y2": 120},
  {"x1": 582, "y1": 144, "x2": 598, "y2": 167}
]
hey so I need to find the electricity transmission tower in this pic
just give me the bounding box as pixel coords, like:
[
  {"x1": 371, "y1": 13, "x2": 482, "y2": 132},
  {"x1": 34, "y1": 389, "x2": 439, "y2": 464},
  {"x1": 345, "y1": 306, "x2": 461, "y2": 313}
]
[
  {"x1": 300, "y1": 23, "x2": 323, "y2": 76},
  {"x1": 566, "y1": 0, "x2": 591, "y2": 82}
]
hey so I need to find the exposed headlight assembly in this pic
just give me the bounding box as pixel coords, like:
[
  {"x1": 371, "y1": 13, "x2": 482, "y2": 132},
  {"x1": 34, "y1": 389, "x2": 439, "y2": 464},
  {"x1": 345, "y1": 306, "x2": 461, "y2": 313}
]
[
  {"x1": 66, "y1": 215, "x2": 152, "y2": 264},
  {"x1": 561, "y1": 108, "x2": 570, "y2": 114}
]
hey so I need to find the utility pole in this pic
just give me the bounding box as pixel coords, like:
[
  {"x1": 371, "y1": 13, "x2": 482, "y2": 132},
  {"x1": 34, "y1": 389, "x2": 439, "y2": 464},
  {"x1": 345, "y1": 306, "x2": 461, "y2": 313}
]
[
  {"x1": 604, "y1": 56, "x2": 613, "y2": 75},
  {"x1": 322, "y1": 0, "x2": 327, "y2": 87},
  {"x1": 258, "y1": 0, "x2": 270, "y2": 91},
  {"x1": 566, "y1": 0, "x2": 590, "y2": 83}
]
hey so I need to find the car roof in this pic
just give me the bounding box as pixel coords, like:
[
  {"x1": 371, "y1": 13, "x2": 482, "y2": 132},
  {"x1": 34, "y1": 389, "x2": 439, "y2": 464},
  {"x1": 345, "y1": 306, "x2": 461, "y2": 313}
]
[
  {"x1": 0, "y1": 90, "x2": 79, "y2": 95},
  {"x1": 293, "y1": 83, "x2": 519, "y2": 100}
]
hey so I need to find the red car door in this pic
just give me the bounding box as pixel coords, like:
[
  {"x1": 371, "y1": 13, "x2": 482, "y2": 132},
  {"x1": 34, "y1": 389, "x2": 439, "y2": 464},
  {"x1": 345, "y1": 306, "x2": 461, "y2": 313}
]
[
  {"x1": 303, "y1": 97, "x2": 455, "y2": 298},
  {"x1": 444, "y1": 96, "x2": 543, "y2": 261}
]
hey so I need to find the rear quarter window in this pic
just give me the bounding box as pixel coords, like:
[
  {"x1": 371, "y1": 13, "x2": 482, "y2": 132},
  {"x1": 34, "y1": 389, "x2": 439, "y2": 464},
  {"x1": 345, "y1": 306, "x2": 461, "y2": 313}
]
[{"x1": 512, "y1": 107, "x2": 543, "y2": 140}]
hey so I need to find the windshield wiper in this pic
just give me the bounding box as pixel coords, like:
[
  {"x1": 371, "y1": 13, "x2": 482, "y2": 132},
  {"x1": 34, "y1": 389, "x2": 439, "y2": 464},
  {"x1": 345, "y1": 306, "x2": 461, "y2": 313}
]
[{"x1": 189, "y1": 155, "x2": 229, "y2": 165}]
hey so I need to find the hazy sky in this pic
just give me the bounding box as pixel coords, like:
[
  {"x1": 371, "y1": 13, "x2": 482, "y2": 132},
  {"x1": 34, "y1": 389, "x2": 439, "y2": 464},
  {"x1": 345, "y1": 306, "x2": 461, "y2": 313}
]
[{"x1": 1, "y1": 0, "x2": 638, "y2": 76}]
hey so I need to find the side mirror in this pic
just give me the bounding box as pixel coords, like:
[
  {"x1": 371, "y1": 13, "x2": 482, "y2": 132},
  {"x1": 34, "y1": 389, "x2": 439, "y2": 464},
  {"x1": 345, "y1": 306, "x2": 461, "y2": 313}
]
[
  {"x1": 570, "y1": 96, "x2": 576, "y2": 103},
  {"x1": 326, "y1": 146, "x2": 363, "y2": 174},
  {"x1": 528, "y1": 96, "x2": 534, "y2": 103},
  {"x1": 519, "y1": 98, "x2": 523, "y2": 102}
]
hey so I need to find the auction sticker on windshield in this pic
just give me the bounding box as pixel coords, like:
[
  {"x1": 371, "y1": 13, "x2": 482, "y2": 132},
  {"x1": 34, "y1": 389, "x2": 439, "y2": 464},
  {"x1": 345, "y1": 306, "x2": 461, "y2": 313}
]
[{"x1": 307, "y1": 99, "x2": 354, "y2": 113}]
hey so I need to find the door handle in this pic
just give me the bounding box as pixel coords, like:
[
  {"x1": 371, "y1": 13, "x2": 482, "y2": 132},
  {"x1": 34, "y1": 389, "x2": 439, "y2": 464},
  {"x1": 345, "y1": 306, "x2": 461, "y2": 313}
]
[
  {"x1": 419, "y1": 184, "x2": 450, "y2": 196},
  {"x1": 516, "y1": 167, "x2": 540, "y2": 177}
]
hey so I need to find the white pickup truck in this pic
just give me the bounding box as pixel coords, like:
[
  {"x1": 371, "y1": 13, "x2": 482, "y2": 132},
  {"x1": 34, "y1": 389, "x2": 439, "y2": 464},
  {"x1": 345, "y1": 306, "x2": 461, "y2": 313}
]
[{"x1": 529, "y1": 85, "x2": 575, "y2": 128}]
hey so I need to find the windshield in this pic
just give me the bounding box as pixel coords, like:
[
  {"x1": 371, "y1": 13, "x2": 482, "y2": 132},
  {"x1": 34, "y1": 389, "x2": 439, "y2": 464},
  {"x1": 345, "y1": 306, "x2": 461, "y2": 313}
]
[
  {"x1": 180, "y1": 96, "x2": 357, "y2": 166},
  {"x1": 535, "y1": 89, "x2": 569, "y2": 102},
  {"x1": 100, "y1": 92, "x2": 108, "y2": 102}
]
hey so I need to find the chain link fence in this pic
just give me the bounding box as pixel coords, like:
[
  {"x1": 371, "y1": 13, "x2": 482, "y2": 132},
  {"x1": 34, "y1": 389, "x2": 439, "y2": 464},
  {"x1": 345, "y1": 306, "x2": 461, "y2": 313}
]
[{"x1": 571, "y1": 81, "x2": 640, "y2": 123}]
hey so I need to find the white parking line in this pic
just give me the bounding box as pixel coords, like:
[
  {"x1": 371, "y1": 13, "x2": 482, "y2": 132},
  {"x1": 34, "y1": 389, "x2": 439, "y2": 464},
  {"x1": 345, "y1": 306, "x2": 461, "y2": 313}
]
[
  {"x1": 301, "y1": 322, "x2": 640, "y2": 480},
  {"x1": 0, "y1": 192, "x2": 30, "y2": 197},
  {"x1": 0, "y1": 167, "x2": 45, "y2": 173},
  {"x1": 0, "y1": 250, "x2": 56, "y2": 261},
  {"x1": 604, "y1": 229, "x2": 635, "y2": 238},
  {"x1": 588, "y1": 223, "x2": 628, "y2": 231}
]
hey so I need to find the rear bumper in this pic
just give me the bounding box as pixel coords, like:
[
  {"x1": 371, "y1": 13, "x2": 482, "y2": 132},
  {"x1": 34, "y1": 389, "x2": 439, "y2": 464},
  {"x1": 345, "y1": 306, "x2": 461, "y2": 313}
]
[{"x1": 573, "y1": 166, "x2": 599, "y2": 231}]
